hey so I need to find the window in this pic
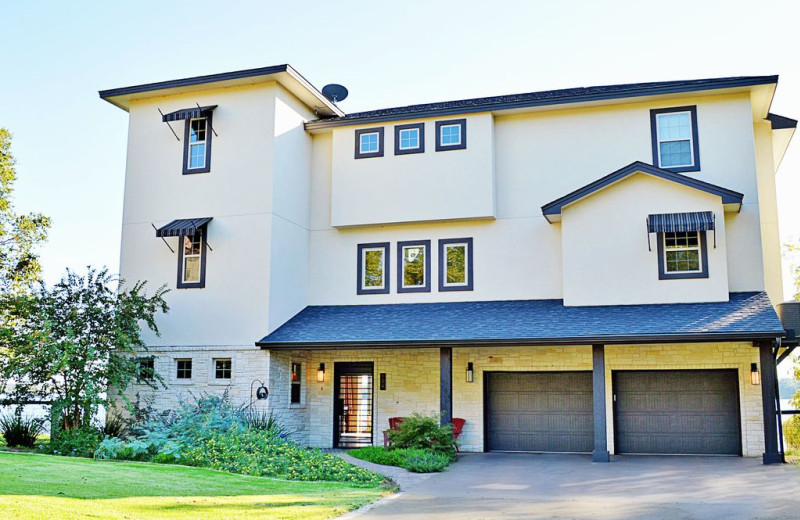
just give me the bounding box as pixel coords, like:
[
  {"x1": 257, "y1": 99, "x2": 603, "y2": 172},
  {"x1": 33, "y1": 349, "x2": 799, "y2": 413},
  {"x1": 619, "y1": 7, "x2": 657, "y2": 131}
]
[
  {"x1": 657, "y1": 231, "x2": 709, "y2": 280},
  {"x1": 650, "y1": 106, "x2": 700, "y2": 172},
  {"x1": 439, "y1": 238, "x2": 474, "y2": 291},
  {"x1": 357, "y1": 242, "x2": 390, "y2": 294},
  {"x1": 177, "y1": 227, "x2": 207, "y2": 289},
  {"x1": 136, "y1": 357, "x2": 155, "y2": 383},
  {"x1": 183, "y1": 116, "x2": 213, "y2": 174},
  {"x1": 435, "y1": 119, "x2": 467, "y2": 151},
  {"x1": 397, "y1": 240, "x2": 431, "y2": 293},
  {"x1": 291, "y1": 362, "x2": 302, "y2": 404},
  {"x1": 354, "y1": 128, "x2": 384, "y2": 158},
  {"x1": 176, "y1": 359, "x2": 192, "y2": 379},
  {"x1": 394, "y1": 123, "x2": 425, "y2": 155},
  {"x1": 214, "y1": 358, "x2": 232, "y2": 380}
]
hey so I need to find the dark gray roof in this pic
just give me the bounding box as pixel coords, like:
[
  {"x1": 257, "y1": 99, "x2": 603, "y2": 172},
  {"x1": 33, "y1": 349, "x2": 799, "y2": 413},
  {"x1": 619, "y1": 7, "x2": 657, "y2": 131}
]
[
  {"x1": 258, "y1": 292, "x2": 784, "y2": 349},
  {"x1": 767, "y1": 113, "x2": 798, "y2": 130},
  {"x1": 541, "y1": 162, "x2": 744, "y2": 221},
  {"x1": 305, "y1": 75, "x2": 778, "y2": 129}
]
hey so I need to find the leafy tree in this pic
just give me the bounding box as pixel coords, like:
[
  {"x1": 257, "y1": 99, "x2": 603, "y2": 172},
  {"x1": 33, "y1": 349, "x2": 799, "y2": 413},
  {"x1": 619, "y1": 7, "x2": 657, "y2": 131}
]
[{"x1": 1, "y1": 268, "x2": 168, "y2": 430}]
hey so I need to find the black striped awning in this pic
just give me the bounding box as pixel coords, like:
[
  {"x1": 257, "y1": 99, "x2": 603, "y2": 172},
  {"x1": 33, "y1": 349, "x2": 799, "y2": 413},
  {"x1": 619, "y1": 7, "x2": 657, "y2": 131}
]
[
  {"x1": 155, "y1": 217, "x2": 213, "y2": 238},
  {"x1": 647, "y1": 211, "x2": 715, "y2": 233},
  {"x1": 161, "y1": 105, "x2": 217, "y2": 122}
]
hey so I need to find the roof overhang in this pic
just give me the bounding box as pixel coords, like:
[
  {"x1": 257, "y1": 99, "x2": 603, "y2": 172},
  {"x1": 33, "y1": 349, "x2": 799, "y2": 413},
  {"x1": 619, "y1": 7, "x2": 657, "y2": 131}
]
[
  {"x1": 99, "y1": 64, "x2": 344, "y2": 118},
  {"x1": 541, "y1": 161, "x2": 744, "y2": 223},
  {"x1": 767, "y1": 113, "x2": 797, "y2": 170}
]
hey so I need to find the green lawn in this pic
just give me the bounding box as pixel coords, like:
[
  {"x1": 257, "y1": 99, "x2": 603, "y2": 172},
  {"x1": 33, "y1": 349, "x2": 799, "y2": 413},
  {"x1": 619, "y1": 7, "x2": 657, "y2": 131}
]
[{"x1": 0, "y1": 452, "x2": 386, "y2": 520}]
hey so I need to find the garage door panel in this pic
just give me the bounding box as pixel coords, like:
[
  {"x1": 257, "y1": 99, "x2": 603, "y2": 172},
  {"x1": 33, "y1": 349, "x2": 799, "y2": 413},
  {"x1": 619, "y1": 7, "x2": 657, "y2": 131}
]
[
  {"x1": 614, "y1": 370, "x2": 741, "y2": 455},
  {"x1": 486, "y1": 372, "x2": 593, "y2": 452}
]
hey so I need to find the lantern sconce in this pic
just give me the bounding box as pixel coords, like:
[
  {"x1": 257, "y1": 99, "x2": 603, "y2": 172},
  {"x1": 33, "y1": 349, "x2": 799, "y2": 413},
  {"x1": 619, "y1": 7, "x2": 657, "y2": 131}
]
[
  {"x1": 466, "y1": 362, "x2": 474, "y2": 383},
  {"x1": 317, "y1": 363, "x2": 326, "y2": 383},
  {"x1": 750, "y1": 363, "x2": 761, "y2": 385}
]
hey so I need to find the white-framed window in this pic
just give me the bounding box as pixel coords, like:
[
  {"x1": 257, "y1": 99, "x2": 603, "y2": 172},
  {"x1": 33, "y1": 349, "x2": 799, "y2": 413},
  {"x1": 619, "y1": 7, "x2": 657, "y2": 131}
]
[
  {"x1": 435, "y1": 119, "x2": 467, "y2": 151},
  {"x1": 354, "y1": 128, "x2": 384, "y2": 158},
  {"x1": 438, "y1": 238, "x2": 473, "y2": 291},
  {"x1": 440, "y1": 124, "x2": 461, "y2": 146},
  {"x1": 176, "y1": 359, "x2": 192, "y2": 379},
  {"x1": 357, "y1": 242, "x2": 390, "y2": 294},
  {"x1": 359, "y1": 132, "x2": 379, "y2": 153},
  {"x1": 399, "y1": 128, "x2": 419, "y2": 150},
  {"x1": 651, "y1": 106, "x2": 699, "y2": 171},
  {"x1": 398, "y1": 240, "x2": 430, "y2": 293},
  {"x1": 187, "y1": 118, "x2": 208, "y2": 169},
  {"x1": 214, "y1": 358, "x2": 232, "y2": 380},
  {"x1": 663, "y1": 232, "x2": 702, "y2": 273},
  {"x1": 181, "y1": 233, "x2": 202, "y2": 284}
]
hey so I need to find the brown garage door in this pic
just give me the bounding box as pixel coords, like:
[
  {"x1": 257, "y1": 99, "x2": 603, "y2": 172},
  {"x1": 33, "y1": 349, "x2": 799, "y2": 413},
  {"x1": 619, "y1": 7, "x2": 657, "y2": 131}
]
[
  {"x1": 485, "y1": 372, "x2": 593, "y2": 452},
  {"x1": 613, "y1": 370, "x2": 741, "y2": 455}
]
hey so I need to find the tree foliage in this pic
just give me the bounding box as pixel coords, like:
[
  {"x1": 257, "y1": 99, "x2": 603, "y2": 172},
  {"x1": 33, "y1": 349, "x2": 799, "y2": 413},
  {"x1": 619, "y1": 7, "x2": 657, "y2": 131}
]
[{"x1": 1, "y1": 268, "x2": 168, "y2": 430}]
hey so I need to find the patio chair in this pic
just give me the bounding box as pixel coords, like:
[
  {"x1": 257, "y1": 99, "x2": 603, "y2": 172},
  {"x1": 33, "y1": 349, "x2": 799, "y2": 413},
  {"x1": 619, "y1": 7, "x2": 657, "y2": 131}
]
[
  {"x1": 452, "y1": 418, "x2": 466, "y2": 451},
  {"x1": 383, "y1": 416, "x2": 406, "y2": 447}
]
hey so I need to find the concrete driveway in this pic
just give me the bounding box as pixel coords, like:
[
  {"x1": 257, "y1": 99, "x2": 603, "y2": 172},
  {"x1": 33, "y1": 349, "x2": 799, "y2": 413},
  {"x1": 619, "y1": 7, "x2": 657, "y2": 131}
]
[{"x1": 350, "y1": 453, "x2": 800, "y2": 520}]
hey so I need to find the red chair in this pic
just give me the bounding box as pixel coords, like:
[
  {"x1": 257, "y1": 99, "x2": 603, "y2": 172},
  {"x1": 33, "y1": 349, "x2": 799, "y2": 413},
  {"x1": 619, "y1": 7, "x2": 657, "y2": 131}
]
[
  {"x1": 452, "y1": 418, "x2": 466, "y2": 451},
  {"x1": 383, "y1": 417, "x2": 406, "y2": 447}
]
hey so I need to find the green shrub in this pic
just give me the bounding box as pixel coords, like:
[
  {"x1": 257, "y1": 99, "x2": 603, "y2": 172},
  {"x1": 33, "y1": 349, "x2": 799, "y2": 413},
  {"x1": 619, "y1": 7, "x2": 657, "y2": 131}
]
[
  {"x1": 387, "y1": 413, "x2": 456, "y2": 459},
  {"x1": 348, "y1": 446, "x2": 408, "y2": 467},
  {"x1": 246, "y1": 409, "x2": 291, "y2": 437},
  {"x1": 403, "y1": 451, "x2": 450, "y2": 473},
  {"x1": 785, "y1": 415, "x2": 800, "y2": 449},
  {"x1": 0, "y1": 413, "x2": 45, "y2": 448},
  {"x1": 43, "y1": 426, "x2": 101, "y2": 457},
  {"x1": 102, "y1": 414, "x2": 128, "y2": 438}
]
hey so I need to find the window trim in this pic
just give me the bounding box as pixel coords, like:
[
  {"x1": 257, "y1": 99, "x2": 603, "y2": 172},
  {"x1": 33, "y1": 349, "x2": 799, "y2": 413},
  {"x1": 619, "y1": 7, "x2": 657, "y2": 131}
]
[
  {"x1": 657, "y1": 231, "x2": 709, "y2": 280},
  {"x1": 394, "y1": 123, "x2": 425, "y2": 155},
  {"x1": 435, "y1": 119, "x2": 467, "y2": 151},
  {"x1": 354, "y1": 128, "x2": 385, "y2": 159},
  {"x1": 397, "y1": 240, "x2": 431, "y2": 293},
  {"x1": 650, "y1": 106, "x2": 700, "y2": 173},
  {"x1": 213, "y1": 358, "x2": 232, "y2": 380},
  {"x1": 182, "y1": 115, "x2": 213, "y2": 174},
  {"x1": 357, "y1": 242, "x2": 390, "y2": 294},
  {"x1": 438, "y1": 237, "x2": 474, "y2": 291},
  {"x1": 177, "y1": 225, "x2": 208, "y2": 289},
  {"x1": 176, "y1": 358, "x2": 193, "y2": 380}
]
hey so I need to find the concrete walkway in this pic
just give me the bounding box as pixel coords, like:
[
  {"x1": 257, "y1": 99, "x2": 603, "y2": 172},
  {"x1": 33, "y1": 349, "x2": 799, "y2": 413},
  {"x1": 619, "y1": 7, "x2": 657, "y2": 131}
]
[{"x1": 347, "y1": 453, "x2": 800, "y2": 519}]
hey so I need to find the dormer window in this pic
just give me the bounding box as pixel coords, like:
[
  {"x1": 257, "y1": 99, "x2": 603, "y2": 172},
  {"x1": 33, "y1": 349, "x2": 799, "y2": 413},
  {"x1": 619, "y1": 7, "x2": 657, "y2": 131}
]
[
  {"x1": 354, "y1": 128, "x2": 384, "y2": 159},
  {"x1": 650, "y1": 106, "x2": 699, "y2": 172}
]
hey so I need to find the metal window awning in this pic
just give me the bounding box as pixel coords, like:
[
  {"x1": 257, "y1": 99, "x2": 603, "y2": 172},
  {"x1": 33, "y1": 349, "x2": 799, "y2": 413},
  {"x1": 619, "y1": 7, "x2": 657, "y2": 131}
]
[
  {"x1": 647, "y1": 211, "x2": 715, "y2": 233},
  {"x1": 155, "y1": 217, "x2": 213, "y2": 238},
  {"x1": 161, "y1": 105, "x2": 217, "y2": 122}
]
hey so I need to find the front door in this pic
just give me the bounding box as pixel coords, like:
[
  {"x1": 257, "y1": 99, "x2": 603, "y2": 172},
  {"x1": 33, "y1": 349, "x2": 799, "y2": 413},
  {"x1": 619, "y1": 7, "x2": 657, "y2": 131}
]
[{"x1": 334, "y1": 362, "x2": 374, "y2": 448}]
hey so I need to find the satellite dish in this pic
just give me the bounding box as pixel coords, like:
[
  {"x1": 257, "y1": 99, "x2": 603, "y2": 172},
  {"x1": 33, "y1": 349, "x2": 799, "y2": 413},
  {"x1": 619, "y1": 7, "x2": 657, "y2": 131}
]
[{"x1": 322, "y1": 84, "x2": 349, "y2": 103}]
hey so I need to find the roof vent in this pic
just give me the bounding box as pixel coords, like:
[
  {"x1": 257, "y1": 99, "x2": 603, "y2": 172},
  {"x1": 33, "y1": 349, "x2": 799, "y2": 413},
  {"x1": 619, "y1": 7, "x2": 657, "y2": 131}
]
[
  {"x1": 321, "y1": 84, "x2": 348, "y2": 104},
  {"x1": 777, "y1": 301, "x2": 800, "y2": 342}
]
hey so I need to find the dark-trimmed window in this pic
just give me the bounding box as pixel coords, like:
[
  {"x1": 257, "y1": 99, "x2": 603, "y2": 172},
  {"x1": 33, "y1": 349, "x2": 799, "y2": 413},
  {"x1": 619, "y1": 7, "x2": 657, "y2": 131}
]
[
  {"x1": 397, "y1": 240, "x2": 431, "y2": 293},
  {"x1": 657, "y1": 231, "x2": 708, "y2": 280},
  {"x1": 394, "y1": 123, "x2": 425, "y2": 155},
  {"x1": 136, "y1": 357, "x2": 155, "y2": 382},
  {"x1": 177, "y1": 227, "x2": 207, "y2": 289},
  {"x1": 650, "y1": 106, "x2": 700, "y2": 172},
  {"x1": 357, "y1": 242, "x2": 390, "y2": 294},
  {"x1": 183, "y1": 116, "x2": 212, "y2": 174},
  {"x1": 435, "y1": 119, "x2": 466, "y2": 151},
  {"x1": 214, "y1": 358, "x2": 232, "y2": 380},
  {"x1": 176, "y1": 359, "x2": 192, "y2": 379},
  {"x1": 354, "y1": 128, "x2": 384, "y2": 159},
  {"x1": 439, "y1": 238, "x2": 473, "y2": 291},
  {"x1": 291, "y1": 362, "x2": 302, "y2": 404}
]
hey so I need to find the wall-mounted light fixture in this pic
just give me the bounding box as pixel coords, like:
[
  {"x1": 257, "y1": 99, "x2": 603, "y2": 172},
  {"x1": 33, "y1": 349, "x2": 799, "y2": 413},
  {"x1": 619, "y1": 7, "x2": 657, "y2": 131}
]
[
  {"x1": 466, "y1": 362, "x2": 474, "y2": 383},
  {"x1": 317, "y1": 363, "x2": 326, "y2": 383},
  {"x1": 751, "y1": 363, "x2": 761, "y2": 385}
]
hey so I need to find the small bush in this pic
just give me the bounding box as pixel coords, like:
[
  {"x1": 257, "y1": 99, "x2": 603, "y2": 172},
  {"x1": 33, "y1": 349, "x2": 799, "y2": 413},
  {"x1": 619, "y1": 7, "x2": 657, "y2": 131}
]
[
  {"x1": 387, "y1": 413, "x2": 456, "y2": 460},
  {"x1": 246, "y1": 409, "x2": 290, "y2": 437},
  {"x1": 403, "y1": 451, "x2": 450, "y2": 473},
  {"x1": 0, "y1": 413, "x2": 45, "y2": 448},
  {"x1": 43, "y1": 426, "x2": 101, "y2": 458},
  {"x1": 102, "y1": 414, "x2": 128, "y2": 438},
  {"x1": 785, "y1": 415, "x2": 800, "y2": 449},
  {"x1": 348, "y1": 446, "x2": 452, "y2": 473},
  {"x1": 348, "y1": 446, "x2": 408, "y2": 467}
]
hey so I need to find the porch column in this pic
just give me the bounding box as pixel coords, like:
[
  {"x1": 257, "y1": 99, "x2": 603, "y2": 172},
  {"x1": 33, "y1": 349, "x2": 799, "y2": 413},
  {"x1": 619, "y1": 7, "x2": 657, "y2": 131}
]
[
  {"x1": 592, "y1": 344, "x2": 611, "y2": 462},
  {"x1": 759, "y1": 341, "x2": 781, "y2": 464},
  {"x1": 440, "y1": 347, "x2": 452, "y2": 426}
]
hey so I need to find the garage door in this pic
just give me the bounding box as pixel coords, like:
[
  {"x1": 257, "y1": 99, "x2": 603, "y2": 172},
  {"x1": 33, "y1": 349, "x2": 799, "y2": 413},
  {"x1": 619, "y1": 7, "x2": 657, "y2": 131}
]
[
  {"x1": 613, "y1": 370, "x2": 741, "y2": 455},
  {"x1": 485, "y1": 372, "x2": 593, "y2": 452}
]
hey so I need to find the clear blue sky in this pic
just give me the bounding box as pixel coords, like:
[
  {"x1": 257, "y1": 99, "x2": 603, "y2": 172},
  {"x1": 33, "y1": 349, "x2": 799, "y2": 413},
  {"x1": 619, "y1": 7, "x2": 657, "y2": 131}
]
[{"x1": 1, "y1": 0, "x2": 798, "y2": 296}]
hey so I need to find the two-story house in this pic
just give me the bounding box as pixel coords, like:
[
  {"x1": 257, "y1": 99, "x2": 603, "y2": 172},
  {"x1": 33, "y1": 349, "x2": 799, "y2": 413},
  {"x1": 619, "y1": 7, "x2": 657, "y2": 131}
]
[{"x1": 100, "y1": 65, "x2": 798, "y2": 464}]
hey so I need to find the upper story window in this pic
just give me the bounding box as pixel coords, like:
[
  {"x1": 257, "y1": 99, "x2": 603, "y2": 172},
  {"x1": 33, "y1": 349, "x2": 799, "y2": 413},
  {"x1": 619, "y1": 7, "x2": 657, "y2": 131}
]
[
  {"x1": 355, "y1": 128, "x2": 385, "y2": 159},
  {"x1": 657, "y1": 231, "x2": 709, "y2": 280},
  {"x1": 397, "y1": 240, "x2": 431, "y2": 293},
  {"x1": 357, "y1": 242, "x2": 390, "y2": 294},
  {"x1": 439, "y1": 238, "x2": 474, "y2": 291},
  {"x1": 178, "y1": 228, "x2": 207, "y2": 289},
  {"x1": 214, "y1": 358, "x2": 232, "y2": 380},
  {"x1": 183, "y1": 116, "x2": 213, "y2": 174},
  {"x1": 394, "y1": 123, "x2": 425, "y2": 155},
  {"x1": 435, "y1": 119, "x2": 467, "y2": 151},
  {"x1": 650, "y1": 106, "x2": 699, "y2": 172},
  {"x1": 176, "y1": 359, "x2": 193, "y2": 379}
]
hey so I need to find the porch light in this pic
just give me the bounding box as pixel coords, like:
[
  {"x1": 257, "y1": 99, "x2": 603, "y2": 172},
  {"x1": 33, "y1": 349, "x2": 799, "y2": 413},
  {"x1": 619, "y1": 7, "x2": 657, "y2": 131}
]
[
  {"x1": 466, "y1": 362, "x2": 474, "y2": 383},
  {"x1": 317, "y1": 363, "x2": 326, "y2": 383},
  {"x1": 751, "y1": 363, "x2": 761, "y2": 385}
]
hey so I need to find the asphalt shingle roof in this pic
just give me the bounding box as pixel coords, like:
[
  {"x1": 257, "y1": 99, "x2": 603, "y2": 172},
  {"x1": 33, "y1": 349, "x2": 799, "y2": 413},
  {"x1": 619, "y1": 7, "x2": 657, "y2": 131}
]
[{"x1": 258, "y1": 292, "x2": 784, "y2": 348}]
